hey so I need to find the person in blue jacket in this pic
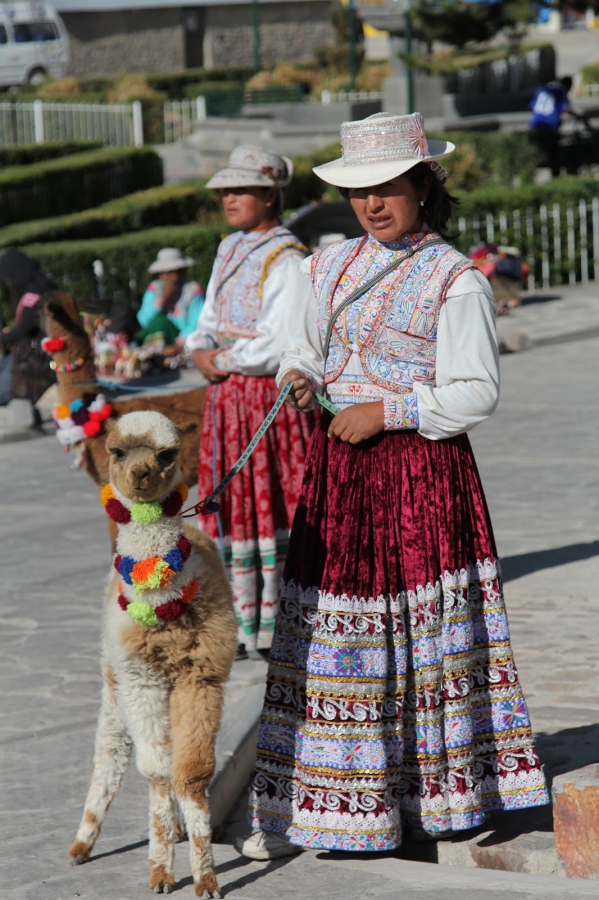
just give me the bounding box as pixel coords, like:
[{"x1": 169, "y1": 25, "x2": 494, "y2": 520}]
[
  {"x1": 529, "y1": 76, "x2": 576, "y2": 177},
  {"x1": 137, "y1": 247, "x2": 205, "y2": 347}
]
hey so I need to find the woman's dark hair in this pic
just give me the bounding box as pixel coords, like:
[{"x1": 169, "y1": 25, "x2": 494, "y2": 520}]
[
  {"x1": 0, "y1": 248, "x2": 56, "y2": 305},
  {"x1": 341, "y1": 163, "x2": 459, "y2": 240},
  {"x1": 404, "y1": 163, "x2": 459, "y2": 239}
]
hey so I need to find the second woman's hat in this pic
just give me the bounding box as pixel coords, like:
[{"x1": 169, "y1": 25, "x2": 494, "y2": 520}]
[
  {"x1": 206, "y1": 146, "x2": 294, "y2": 190},
  {"x1": 148, "y1": 247, "x2": 194, "y2": 273},
  {"x1": 313, "y1": 112, "x2": 454, "y2": 189}
]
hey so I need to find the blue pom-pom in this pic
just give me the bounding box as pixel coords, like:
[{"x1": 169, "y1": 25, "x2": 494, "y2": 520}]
[
  {"x1": 119, "y1": 555, "x2": 135, "y2": 585},
  {"x1": 69, "y1": 399, "x2": 84, "y2": 413},
  {"x1": 164, "y1": 547, "x2": 184, "y2": 572}
]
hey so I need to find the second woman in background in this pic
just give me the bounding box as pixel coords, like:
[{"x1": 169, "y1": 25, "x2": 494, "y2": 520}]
[{"x1": 186, "y1": 146, "x2": 314, "y2": 657}]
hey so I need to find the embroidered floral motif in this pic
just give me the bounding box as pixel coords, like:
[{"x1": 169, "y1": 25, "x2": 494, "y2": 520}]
[
  {"x1": 408, "y1": 112, "x2": 429, "y2": 158},
  {"x1": 311, "y1": 233, "x2": 475, "y2": 397}
]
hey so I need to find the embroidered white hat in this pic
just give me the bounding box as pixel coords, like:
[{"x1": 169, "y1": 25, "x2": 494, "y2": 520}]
[
  {"x1": 206, "y1": 145, "x2": 294, "y2": 190},
  {"x1": 148, "y1": 247, "x2": 194, "y2": 274},
  {"x1": 313, "y1": 112, "x2": 454, "y2": 189}
]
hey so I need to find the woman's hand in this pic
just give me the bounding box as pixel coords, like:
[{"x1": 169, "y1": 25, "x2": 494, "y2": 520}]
[
  {"x1": 192, "y1": 348, "x2": 229, "y2": 383},
  {"x1": 279, "y1": 368, "x2": 316, "y2": 410},
  {"x1": 328, "y1": 401, "x2": 384, "y2": 444}
]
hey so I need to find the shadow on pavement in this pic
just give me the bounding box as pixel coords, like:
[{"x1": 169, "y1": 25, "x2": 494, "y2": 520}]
[
  {"x1": 521, "y1": 294, "x2": 562, "y2": 305},
  {"x1": 501, "y1": 540, "x2": 599, "y2": 581},
  {"x1": 87, "y1": 837, "x2": 148, "y2": 862}
]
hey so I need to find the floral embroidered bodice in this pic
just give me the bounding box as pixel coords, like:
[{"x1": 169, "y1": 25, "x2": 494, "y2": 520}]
[
  {"x1": 310, "y1": 231, "x2": 474, "y2": 402},
  {"x1": 212, "y1": 225, "x2": 306, "y2": 344}
]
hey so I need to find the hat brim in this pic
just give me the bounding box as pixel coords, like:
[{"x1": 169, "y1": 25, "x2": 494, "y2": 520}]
[
  {"x1": 313, "y1": 140, "x2": 455, "y2": 189},
  {"x1": 148, "y1": 257, "x2": 193, "y2": 273},
  {"x1": 206, "y1": 167, "x2": 275, "y2": 189}
]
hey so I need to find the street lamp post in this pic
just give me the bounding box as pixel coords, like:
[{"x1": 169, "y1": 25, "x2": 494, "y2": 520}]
[
  {"x1": 348, "y1": 0, "x2": 357, "y2": 91},
  {"x1": 403, "y1": 3, "x2": 414, "y2": 114},
  {"x1": 252, "y1": 0, "x2": 261, "y2": 74}
]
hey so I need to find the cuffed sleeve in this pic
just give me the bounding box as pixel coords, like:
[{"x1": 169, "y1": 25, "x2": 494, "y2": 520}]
[
  {"x1": 414, "y1": 268, "x2": 499, "y2": 440},
  {"x1": 383, "y1": 392, "x2": 419, "y2": 430}
]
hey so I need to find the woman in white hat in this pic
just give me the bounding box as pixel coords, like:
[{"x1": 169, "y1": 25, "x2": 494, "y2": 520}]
[
  {"x1": 186, "y1": 146, "x2": 314, "y2": 657},
  {"x1": 241, "y1": 114, "x2": 549, "y2": 859},
  {"x1": 137, "y1": 247, "x2": 205, "y2": 346}
]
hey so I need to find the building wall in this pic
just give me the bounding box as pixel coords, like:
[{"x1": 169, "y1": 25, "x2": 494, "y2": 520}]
[
  {"x1": 62, "y1": 9, "x2": 186, "y2": 76},
  {"x1": 62, "y1": 3, "x2": 335, "y2": 76},
  {"x1": 203, "y1": 2, "x2": 335, "y2": 69}
]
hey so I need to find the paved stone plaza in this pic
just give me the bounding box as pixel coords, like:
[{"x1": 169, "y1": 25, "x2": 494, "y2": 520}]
[{"x1": 1, "y1": 323, "x2": 598, "y2": 898}]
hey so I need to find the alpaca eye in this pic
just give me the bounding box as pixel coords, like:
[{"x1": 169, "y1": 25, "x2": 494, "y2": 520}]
[
  {"x1": 111, "y1": 448, "x2": 126, "y2": 461},
  {"x1": 158, "y1": 450, "x2": 176, "y2": 466}
]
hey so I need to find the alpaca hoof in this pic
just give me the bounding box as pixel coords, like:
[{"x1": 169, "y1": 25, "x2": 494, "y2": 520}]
[
  {"x1": 153, "y1": 882, "x2": 174, "y2": 894},
  {"x1": 154, "y1": 886, "x2": 163, "y2": 894},
  {"x1": 164, "y1": 886, "x2": 173, "y2": 895},
  {"x1": 70, "y1": 855, "x2": 85, "y2": 867}
]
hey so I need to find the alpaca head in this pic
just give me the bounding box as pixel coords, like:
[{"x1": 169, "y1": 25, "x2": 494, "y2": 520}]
[{"x1": 105, "y1": 411, "x2": 181, "y2": 502}]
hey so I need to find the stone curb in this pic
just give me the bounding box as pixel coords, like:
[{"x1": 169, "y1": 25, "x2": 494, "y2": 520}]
[{"x1": 499, "y1": 324, "x2": 599, "y2": 355}]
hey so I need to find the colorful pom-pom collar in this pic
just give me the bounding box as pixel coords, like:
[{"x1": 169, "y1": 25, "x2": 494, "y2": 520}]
[
  {"x1": 101, "y1": 482, "x2": 189, "y2": 526},
  {"x1": 113, "y1": 534, "x2": 192, "y2": 595},
  {"x1": 117, "y1": 577, "x2": 198, "y2": 625},
  {"x1": 53, "y1": 393, "x2": 113, "y2": 448}
]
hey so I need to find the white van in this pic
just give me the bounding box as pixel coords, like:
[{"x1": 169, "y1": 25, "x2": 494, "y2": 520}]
[{"x1": 0, "y1": 2, "x2": 70, "y2": 88}]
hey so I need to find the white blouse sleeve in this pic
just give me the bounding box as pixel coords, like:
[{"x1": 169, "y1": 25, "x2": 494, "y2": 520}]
[
  {"x1": 184, "y1": 269, "x2": 219, "y2": 352},
  {"x1": 276, "y1": 255, "x2": 324, "y2": 391},
  {"x1": 214, "y1": 254, "x2": 308, "y2": 377},
  {"x1": 413, "y1": 268, "x2": 500, "y2": 440}
]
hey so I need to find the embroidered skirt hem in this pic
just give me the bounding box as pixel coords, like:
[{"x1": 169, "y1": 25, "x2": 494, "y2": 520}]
[{"x1": 249, "y1": 420, "x2": 549, "y2": 848}]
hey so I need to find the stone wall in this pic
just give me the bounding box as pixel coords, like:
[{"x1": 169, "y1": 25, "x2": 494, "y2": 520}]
[
  {"x1": 203, "y1": 2, "x2": 335, "y2": 68},
  {"x1": 62, "y1": 10, "x2": 186, "y2": 77}
]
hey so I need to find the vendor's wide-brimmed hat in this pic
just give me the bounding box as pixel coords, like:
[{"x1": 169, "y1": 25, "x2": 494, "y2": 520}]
[
  {"x1": 206, "y1": 145, "x2": 293, "y2": 190},
  {"x1": 313, "y1": 112, "x2": 454, "y2": 189},
  {"x1": 148, "y1": 247, "x2": 194, "y2": 274}
]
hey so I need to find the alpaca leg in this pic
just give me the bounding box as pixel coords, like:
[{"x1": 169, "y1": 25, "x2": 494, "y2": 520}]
[
  {"x1": 171, "y1": 678, "x2": 224, "y2": 899},
  {"x1": 122, "y1": 683, "x2": 176, "y2": 893},
  {"x1": 69, "y1": 666, "x2": 132, "y2": 864}
]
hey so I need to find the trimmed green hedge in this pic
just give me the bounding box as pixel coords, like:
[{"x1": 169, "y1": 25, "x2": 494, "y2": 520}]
[
  {"x1": 22, "y1": 225, "x2": 227, "y2": 305},
  {"x1": 455, "y1": 176, "x2": 599, "y2": 220},
  {"x1": 0, "y1": 180, "x2": 221, "y2": 248},
  {"x1": 0, "y1": 147, "x2": 163, "y2": 227},
  {"x1": 0, "y1": 140, "x2": 103, "y2": 168}
]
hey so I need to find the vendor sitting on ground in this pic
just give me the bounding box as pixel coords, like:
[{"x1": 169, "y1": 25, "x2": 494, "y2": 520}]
[{"x1": 137, "y1": 248, "x2": 205, "y2": 347}]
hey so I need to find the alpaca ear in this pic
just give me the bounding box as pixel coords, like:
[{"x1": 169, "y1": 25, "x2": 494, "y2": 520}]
[
  {"x1": 175, "y1": 421, "x2": 197, "y2": 436},
  {"x1": 104, "y1": 417, "x2": 117, "y2": 434}
]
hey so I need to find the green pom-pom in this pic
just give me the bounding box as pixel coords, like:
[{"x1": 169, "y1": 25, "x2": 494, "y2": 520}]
[
  {"x1": 127, "y1": 601, "x2": 159, "y2": 626},
  {"x1": 131, "y1": 501, "x2": 163, "y2": 525},
  {"x1": 132, "y1": 559, "x2": 173, "y2": 595}
]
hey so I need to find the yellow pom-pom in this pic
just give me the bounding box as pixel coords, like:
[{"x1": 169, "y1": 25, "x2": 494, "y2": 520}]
[
  {"x1": 100, "y1": 484, "x2": 115, "y2": 507},
  {"x1": 176, "y1": 481, "x2": 189, "y2": 504}
]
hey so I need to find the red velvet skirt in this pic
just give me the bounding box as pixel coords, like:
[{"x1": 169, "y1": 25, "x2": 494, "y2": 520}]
[
  {"x1": 250, "y1": 416, "x2": 549, "y2": 850},
  {"x1": 198, "y1": 373, "x2": 314, "y2": 650}
]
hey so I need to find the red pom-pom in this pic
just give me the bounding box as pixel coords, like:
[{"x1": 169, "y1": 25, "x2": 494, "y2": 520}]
[
  {"x1": 42, "y1": 336, "x2": 66, "y2": 353},
  {"x1": 162, "y1": 491, "x2": 183, "y2": 518},
  {"x1": 99, "y1": 403, "x2": 113, "y2": 421},
  {"x1": 155, "y1": 600, "x2": 186, "y2": 621},
  {"x1": 117, "y1": 594, "x2": 130, "y2": 611},
  {"x1": 83, "y1": 419, "x2": 102, "y2": 438},
  {"x1": 105, "y1": 498, "x2": 131, "y2": 524},
  {"x1": 114, "y1": 554, "x2": 122, "y2": 572},
  {"x1": 178, "y1": 536, "x2": 192, "y2": 561}
]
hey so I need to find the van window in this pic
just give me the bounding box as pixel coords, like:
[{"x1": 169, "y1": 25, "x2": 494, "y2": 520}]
[
  {"x1": 14, "y1": 21, "x2": 59, "y2": 43},
  {"x1": 0, "y1": 25, "x2": 7, "y2": 45}
]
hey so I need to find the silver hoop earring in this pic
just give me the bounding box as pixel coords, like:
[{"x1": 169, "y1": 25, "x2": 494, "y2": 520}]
[{"x1": 420, "y1": 200, "x2": 425, "y2": 206}]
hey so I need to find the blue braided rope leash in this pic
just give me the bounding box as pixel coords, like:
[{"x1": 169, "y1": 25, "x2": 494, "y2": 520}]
[{"x1": 183, "y1": 383, "x2": 340, "y2": 518}]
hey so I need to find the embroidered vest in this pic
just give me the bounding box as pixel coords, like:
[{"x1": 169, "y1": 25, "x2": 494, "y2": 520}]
[
  {"x1": 214, "y1": 226, "x2": 306, "y2": 342},
  {"x1": 311, "y1": 234, "x2": 475, "y2": 394}
]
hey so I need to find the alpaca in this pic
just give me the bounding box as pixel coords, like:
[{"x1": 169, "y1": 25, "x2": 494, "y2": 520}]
[
  {"x1": 40, "y1": 292, "x2": 205, "y2": 486},
  {"x1": 69, "y1": 411, "x2": 237, "y2": 897}
]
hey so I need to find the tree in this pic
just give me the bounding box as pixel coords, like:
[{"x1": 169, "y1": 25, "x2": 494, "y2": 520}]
[{"x1": 411, "y1": 0, "x2": 587, "y2": 51}]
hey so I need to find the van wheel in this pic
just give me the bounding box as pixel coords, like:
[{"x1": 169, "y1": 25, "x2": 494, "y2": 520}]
[{"x1": 28, "y1": 68, "x2": 47, "y2": 86}]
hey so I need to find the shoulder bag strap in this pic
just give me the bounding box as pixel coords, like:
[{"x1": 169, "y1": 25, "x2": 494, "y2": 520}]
[{"x1": 322, "y1": 236, "x2": 445, "y2": 362}]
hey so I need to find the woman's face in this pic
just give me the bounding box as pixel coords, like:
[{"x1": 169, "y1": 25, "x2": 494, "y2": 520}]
[
  {"x1": 220, "y1": 186, "x2": 278, "y2": 231},
  {"x1": 349, "y1": 175, "x2": 426, "y2": 243}
]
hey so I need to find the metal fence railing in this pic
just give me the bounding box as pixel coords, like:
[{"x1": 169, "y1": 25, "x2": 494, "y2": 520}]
[
  {"x1": 163, "y1": 97, "x2": 207, "y2": 144},
  {"x1": 0, "y1": 100, "x2": 143, "y2": 147},
  {"x1": 457, "y1": 198, "x2": 599, "y2": 291},
  {"x1": 579, "y1": 83, "x2": 599, "y2": 99},
  {"x1": 321, "y1": 89, "x2": 382, "y2": 105}
]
